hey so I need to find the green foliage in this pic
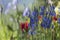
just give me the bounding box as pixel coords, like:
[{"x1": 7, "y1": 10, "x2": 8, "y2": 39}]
[{"x1": 0, "y1": 0, "x2": 60, "y2": 40}]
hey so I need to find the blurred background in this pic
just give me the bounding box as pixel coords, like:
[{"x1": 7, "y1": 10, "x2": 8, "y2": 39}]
[{"x1": 0, "y1": 0, "x2": 60, "y2": 40}]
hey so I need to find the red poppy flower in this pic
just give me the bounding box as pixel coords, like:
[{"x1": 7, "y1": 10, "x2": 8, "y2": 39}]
[
  {"x1": 20, "y1": 21, "x2": 29, "y2": 32},
  {"x1": 20, "y1": 22, "x2": 25, "y2": 32}
]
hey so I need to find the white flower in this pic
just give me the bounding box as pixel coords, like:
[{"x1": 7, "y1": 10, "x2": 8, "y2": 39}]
[
  {"x1": 48, "y1": 0, "x2": 53, "y2": 5},
  {"x1": 23, "y1": 7, "x2": 29, "y2": 16}
]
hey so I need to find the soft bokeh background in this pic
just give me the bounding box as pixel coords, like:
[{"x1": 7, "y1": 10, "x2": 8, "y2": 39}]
[{"x1": 0, "y1": 0, "x2": 60, "y2": 40}]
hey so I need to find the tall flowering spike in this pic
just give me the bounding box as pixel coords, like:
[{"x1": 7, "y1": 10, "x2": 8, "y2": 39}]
[
  {"x1": 30, "y1": 17, "x2": 36, "y2": 32},
  {"x1": 39, "y1": 6, "x2": 45, "y2": 16},
  {"x1": 41, "y1": 16, "x2": 47, "y2": 28},
  {"x1": 49, "y1": 6, "x2": 56, "y2": 17},
  {"x1": 29, "y1": 8, "x2": 37, "y2": 33},
  {"x1": 30, "y1": 13, "x2": 35, "y2": 31},
  {"x1": 31, "y1": 7, "x2": 38, "y2": 26},
  {"x1": 32, "y1": 7, "x2": 38, "y2": 17},
  {"x1": 46, "y1": 18, "x2": 52, "y2": 28},
  {"x1": 41, "y1": 16, "x2": 52, "y2": 28},
  {"x1": 33, "y1": 7, "x2": 39, "y2": 26}
]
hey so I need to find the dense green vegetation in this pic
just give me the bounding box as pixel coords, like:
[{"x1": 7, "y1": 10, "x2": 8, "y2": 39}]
[{"x1": 0, "y1": 0, "x2": 60, "y2": 40}]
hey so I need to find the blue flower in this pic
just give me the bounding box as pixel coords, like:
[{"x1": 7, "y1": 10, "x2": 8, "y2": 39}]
[
  {"x1": 30, "y1": 16, "x2": 36, "y2": 27},
  {"x1": 50, "y1": 5, "x2": 55, "y2": 11},
  {"x1": 49, "y1": 5, "x2": 56, "y2": 16},
  {"x1": 42, "y1": 16, "x2": 48, "y2": 22},
  {"x1": 40, "y1": 11, "x2": 44, "y2": 16},
  {"x1": 31, "y1": 24, "x2": 36, "y2": 30},
  {"x1": 39, "y1": 6, "x2": 45, "y2": 16},
  {"x1": 40, "y1": 6, "x2": 45, "y2": 11},
  {"x1": 32, "y1": 11, "x2": 36, "y2": 17},
  {"x1": 30, "y1": 17, "x2": 35, "y2": 24},
  {"x1": 57, "y1": 18, "x2": 60, "y2": 24},
  {"x1": 28, "y1": 23, "x2": 36, "y2": 35},
  {"x1": 41, "y1": 16, "x2": 52, "y2": 28},
  {"x1": 41, "y1": 22, "x2": 46, "y2": 28},
  {"x1": 41, "y1": 17, "x2": 47, "y2": 28},
  {"x1": 49, "y1": 11, "x2": 56, "y2": 16},
  {"x1": 32, "y1": 8, "x2": 38, "y2": 17},
  {"x1": 46, "y1": 17, "x2": 52, "y2": 28},
  {"x1": 31, "y1": 8, "x2": 39, "y2": 26}
]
